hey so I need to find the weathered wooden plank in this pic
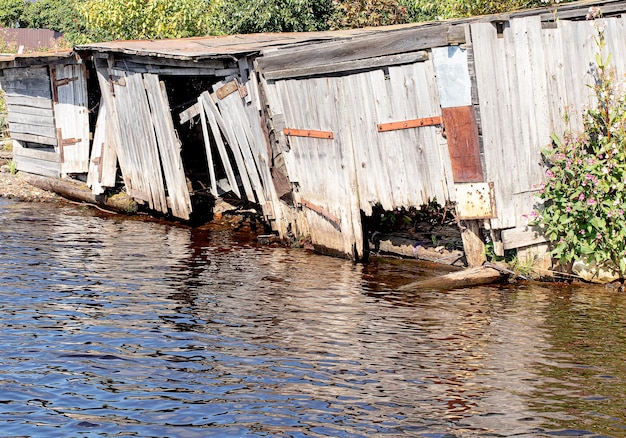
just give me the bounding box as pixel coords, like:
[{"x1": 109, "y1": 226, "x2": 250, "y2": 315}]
[
  {"x1": 198, "y1": 92, "x2": 241, "y2": 198},
  {"x1": 7, "y1": 105, "x2": 54, "y2": 120},
  {"x1": 126, "y1": 72, "x2": 168, "y2": 212},
  {"x1": 179, "y1": 102, "x2": 201, "y2": 125},
  {"x1": 112, "y1": 57, "x2": 229, "y2": 72},
  {"x1": 257, "y1": 25, "x2": 450, "y2": 75},
  {"x1": 461, "y1": 220, "x2": 487, "y2": 267},
  {"x1": 398, "y1": 264, "x2": 507, "y2": 290},
  {"x1": 262, "y1": 51, "x2": 428, "y2": 81},
  {"x1": 7, "y1": 111, "x2": 55, "y2": 128},
  {"x1": 198, "y1": 97, "x2": 218, "y2": 197},
  {"x1": 10, "y1": 132, "x2": 57, "y2": 146},
  {"x1": 109, "y1": 70, "x2": 168, "y2": 213},
  {"x1": 501, "y1": 226, "x2": 547, "y2": 250},
  {"x1": 471, "y1": 21, "x2": 516, "y2": 230},
  {"x1": 144, "y1": 73, "x2": 192, "y2": 220},
  {"x1": 52, "y1": 64, "x2": 90, "y2": 175},
  {"x1": 3, "y1": 79, "x2": 52, "y2": 98},
  {"x1": 9, "y1": 121, "x2": 56, "y2": 138},
  {"x1": 2, "y1": 66, "x2": 52, "y2": 99},
  {"x1": 94, "y1": 57, "x2": 134, "y2": 197},
  {"x1": 13, "y1": 142, "x2": 60, "y2": 162},
  {"x1": 15, "y1": 154, "x2": 61, "y2": 178},
  {"x1": 201, "y1": 90, "x2": 254, "y2": 201},
  {"x1": 213, "y1": 80, "x2": 267, "y2": 205},
  {"x1": 5, "y1": 93, "x2": 53, "y2": 109},
  {"x1": 87, "y1": 101, "x2": 118, "y2": 195},
  {"x1": 2, "y1": 66, "x2": 48, "y2": 79}
]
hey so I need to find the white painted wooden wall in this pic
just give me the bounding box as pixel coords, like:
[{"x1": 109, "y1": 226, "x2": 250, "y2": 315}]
[{"x1": 52, "y1": 64, "x2": 90, "y2": 176}]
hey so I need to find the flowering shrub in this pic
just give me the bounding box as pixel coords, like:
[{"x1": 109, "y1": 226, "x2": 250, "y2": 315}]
[{"x1": 535, "y1": 11, "x2": 626, "y2": 274}]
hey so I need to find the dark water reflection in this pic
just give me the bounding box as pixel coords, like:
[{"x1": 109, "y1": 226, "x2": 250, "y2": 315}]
[{"x1": 0, "y1": 199, "x2": 625, "y2": 437}]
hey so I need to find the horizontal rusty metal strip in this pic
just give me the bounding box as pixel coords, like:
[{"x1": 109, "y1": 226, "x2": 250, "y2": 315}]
[
  {"x1": 377, "y1": 116, "x2": 442, "y2": 132},
  {"x1": 300, "y1": 198, "x2": 341, "y2": 227},
  {"x1": 283, "y1": 128, "x2": 334, "y2": 139}
]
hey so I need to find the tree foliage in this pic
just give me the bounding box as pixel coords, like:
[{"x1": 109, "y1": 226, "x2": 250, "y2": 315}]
[
  {"x1": 75, "y1": 0, "x2": 220, "y2": 42},
  {"x1": 0, "y1": 0, "x2": 579, "y2": 45},
  {"x1": 217, "y1": 0, "x2": 334, "y2": 34},
  {"x1": 329, "y1": 0, "x2": 410, "y2": 30},
  {"x1": 0, "y1": 0, "x2": 28, "y2": 28},
  {"x1": 404, "y1": 0, "x2": 568, "y2": 22}
]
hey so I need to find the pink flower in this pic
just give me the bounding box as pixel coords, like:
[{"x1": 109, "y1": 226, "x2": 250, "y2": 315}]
[
  {"x1": 587, "y1": 6, "x2": 601, "y2": 20},
  {"x1": 579, "y1": 193, "x2": 585, "y2": 201},
  {"x1": 587, "y1": 198, "x2": 597, "y2": 206}
]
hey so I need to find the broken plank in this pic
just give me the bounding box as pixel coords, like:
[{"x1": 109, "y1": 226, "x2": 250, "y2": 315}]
[
  {"x1": 179, "y1": 101, "x2": 201, "y2": 124},
  {"x1": 200, "y1": 91, "x2": 254, "y2": 201},
  {"x1": 144, "y1": 74, "x2": 192, "y2": 220},
  {"x1": 198, "y1": 97, "x2": 218, "y2": 196},
  {"x1": 398, "y1": 263, "x2": 509, "y2": 291},
  {"x1": 199, "y1": 92, "x2": 241, "y2": 198}
]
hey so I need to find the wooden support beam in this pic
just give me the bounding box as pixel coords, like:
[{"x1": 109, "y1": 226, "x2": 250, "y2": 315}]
[
  {"x1": 377, "y1": 116, "x2": 442, "y2": 132},
  {"x1": 461, "y1": 220, "x2": 487, "y2": 267}
]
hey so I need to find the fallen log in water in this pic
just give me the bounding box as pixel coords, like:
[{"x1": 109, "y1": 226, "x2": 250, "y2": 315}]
[
  {"x1": 398, "y1": 262, "x2": 512, "y2": 291},
  {"x1": 21, "y1": 172, "x2": 138, "y2": 214}
]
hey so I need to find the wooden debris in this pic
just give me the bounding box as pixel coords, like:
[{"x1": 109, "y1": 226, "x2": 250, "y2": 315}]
[
  {"x1": 21, "y1": 172, "x2": 137, "y2": 214},
  {"x1": 371, "y1": 233, "x2": 465, "y2": 267},
  {"x1": 398, "y1": 262, "x2": 510, "y2": 291}
]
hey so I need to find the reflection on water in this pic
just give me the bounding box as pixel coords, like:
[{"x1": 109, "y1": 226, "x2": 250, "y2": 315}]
[{"x1": 0, "y1": 198, "x2": 625, "y2": 437}]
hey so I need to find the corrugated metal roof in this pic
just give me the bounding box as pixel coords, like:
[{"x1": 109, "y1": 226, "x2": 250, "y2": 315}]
[{"x1": 0, "y1": 28, "x2": 63, "y2": 51}]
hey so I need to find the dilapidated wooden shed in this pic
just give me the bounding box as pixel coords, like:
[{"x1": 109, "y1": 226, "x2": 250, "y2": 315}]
[{"x1": 3, "y1": 0, "x2": 626, "y2": 265}]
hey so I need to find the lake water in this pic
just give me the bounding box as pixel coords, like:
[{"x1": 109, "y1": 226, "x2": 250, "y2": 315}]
[{"x1": 0, "y1": 198, "x2": 625, "y2": 437}]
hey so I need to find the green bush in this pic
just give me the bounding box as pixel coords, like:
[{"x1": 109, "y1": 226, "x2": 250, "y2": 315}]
[{"x1": 534, "y1": 13, "x2": 626, "y2": 274}]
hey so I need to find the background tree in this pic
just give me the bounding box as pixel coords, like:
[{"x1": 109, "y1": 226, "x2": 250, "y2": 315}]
[
  {"x1": 329, "y1": 0, "x2": 410, "y2": 29},
  {"x1": 404, "y1": 0, "x2": 570, "y2": 22},
  {"x1": 75, "y1": 0, "x2": 220, "y2": 42},
  {"x1": 217, "y1": 0, "x2": 334, "y2": 34},
  {"x1": 0, "y1": 0, "x2": 26, "y2": 28}
]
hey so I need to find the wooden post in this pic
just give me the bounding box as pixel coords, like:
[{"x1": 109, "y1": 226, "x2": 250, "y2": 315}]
[{"x1": 461, "y1": 220, "x2": 487, "y2": 267}]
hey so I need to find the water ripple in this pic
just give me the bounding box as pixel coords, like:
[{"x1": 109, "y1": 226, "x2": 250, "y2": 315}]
[{"x1": 0, "y1": 199, "x2": 625, "y2": 436}]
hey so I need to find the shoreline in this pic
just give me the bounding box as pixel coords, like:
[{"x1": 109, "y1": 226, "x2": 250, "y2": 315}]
[{"x1": 0, "y1": 151, "x2": 64, "y2": 203}]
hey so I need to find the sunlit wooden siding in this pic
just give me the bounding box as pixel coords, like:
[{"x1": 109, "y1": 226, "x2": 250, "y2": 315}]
[
  {"x1": 262, "y1": 56, "x2": 456, "y2": 258},
  {"x1": 472, "y1": 14, "x2": 626, "y2": 249}
]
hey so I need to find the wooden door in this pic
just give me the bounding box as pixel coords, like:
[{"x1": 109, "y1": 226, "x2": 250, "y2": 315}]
[{"x1": 51, "y1": 64, "x2": 90, "y2": 175}]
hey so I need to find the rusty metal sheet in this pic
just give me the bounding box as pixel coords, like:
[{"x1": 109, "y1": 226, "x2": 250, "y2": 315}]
[
  {"x1": 283, "y1": 128, "x2": 334, "y2": 139},
  {"x1": 376, "y1": 116, "x2": 442, "y2": 132},
  {"x1": 216, "y1": 80, "x2": 238, "y2": 99},
  {"x1": 442, "y1": 105, "x2": 484, "y2": 183},
  {"x1": 455, "y1": 182, "x2": 497, "y2": 219}
]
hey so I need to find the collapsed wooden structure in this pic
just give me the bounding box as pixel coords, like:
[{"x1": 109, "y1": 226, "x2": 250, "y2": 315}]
[{"x1": 1, "y1": 0, "x2": 626, "y2": 264}]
